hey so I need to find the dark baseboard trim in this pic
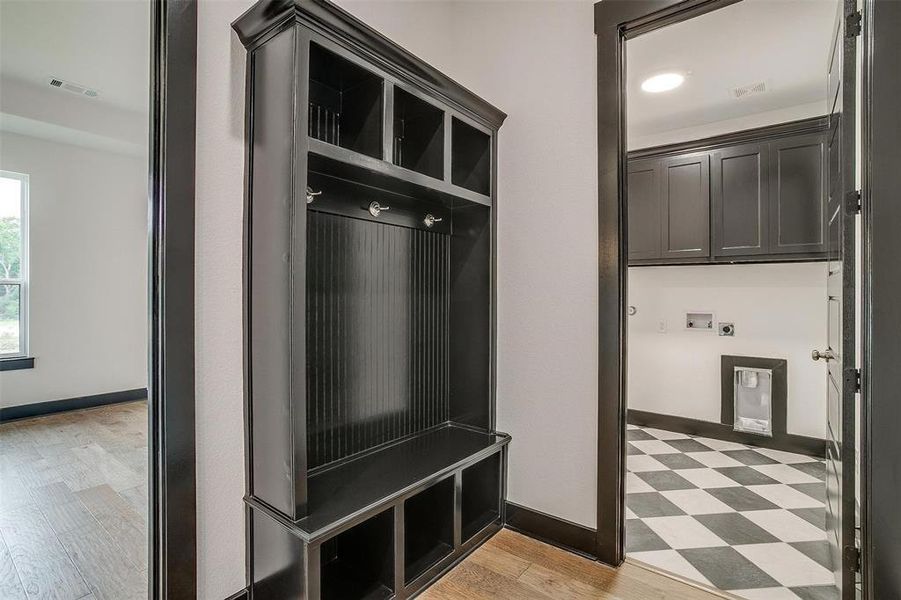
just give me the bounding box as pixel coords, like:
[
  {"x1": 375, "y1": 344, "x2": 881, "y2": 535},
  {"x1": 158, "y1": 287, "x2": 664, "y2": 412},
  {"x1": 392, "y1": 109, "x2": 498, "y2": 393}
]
[
  {"x1": 628, "y1": 409, "x2": 826, "y2": 458},
  {"x1": 223, "y1": 589, "x2": 248, "y2": 600},
  {"x1": 0, "y1": 357, "x2": 35, "y2": 371},
  {"x1": 0, "y1": 388, "x2": 148, "y2": 423},
  {"x1": 505, "y1": 501, "x2": 597, "y2": 559}
]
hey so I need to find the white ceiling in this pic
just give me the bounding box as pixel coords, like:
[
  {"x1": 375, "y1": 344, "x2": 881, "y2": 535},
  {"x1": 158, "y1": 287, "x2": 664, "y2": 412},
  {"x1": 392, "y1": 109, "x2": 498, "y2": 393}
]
[
  {"x1": 627, "y1": 0, "x2": 839, "y2": 141},
  {"x1": 0, "y1": 0, "x2": 149, "y2": 113}
]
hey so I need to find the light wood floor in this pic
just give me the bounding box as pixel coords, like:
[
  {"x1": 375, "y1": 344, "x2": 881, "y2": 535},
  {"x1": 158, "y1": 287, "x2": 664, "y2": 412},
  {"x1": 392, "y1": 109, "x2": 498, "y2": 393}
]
[
  {"x1": 422, "y1": 529, "x2": 730, "y2": 600},
  {"x1": 0, "y1": 401, "x2": 147, "y2": 600}
]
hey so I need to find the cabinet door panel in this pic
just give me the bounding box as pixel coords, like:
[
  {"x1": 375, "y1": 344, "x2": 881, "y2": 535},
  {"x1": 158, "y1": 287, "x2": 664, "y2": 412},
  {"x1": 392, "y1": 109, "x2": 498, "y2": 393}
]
[
  {"x1": 661, "y1": 154, "x2": 710, "y2": 259},
  {"x1": 627, "y1": 159, "x2": 662, "y2": 261},
  {"x1": 769, "y1": 133, "x2": 827, "y2": 254},
  {"x1": 713, "y1": 144, "x2": 769, "y2": 257}
]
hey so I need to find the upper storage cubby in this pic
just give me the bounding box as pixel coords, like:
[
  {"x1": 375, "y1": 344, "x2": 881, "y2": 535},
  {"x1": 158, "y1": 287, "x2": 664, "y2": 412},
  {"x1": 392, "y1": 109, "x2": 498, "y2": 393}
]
[
  {"x1": 393, "y1": 87, "x2": 444, "y2": 179},
  {"x1": 309, "y1": 42, "x2": 383, "y2": 159},
  {"x1": 451, "y1": 117, "x2": 491, "y2": 196}
]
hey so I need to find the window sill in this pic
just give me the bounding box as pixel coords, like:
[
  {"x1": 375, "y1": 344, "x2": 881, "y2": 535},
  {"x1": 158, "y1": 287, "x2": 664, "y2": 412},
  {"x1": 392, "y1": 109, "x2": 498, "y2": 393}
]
[{"x1": 0, "y1": 357, "x2": 34, "y2": 371}]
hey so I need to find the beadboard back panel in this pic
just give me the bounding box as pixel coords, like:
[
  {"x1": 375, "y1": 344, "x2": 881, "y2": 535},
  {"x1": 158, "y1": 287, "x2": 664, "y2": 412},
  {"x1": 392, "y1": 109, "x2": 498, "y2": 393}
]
[{"x1": 306, "y1": 211, "x2": 450, "y2": 470}]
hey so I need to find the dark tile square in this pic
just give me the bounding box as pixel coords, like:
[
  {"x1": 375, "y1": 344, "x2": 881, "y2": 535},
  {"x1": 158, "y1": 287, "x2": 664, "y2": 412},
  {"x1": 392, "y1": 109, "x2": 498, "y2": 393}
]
[
  {"x1": 653, "y1": 453, "x2": 704, "y2": 470},
  {"x1": 791, "y1": 482, "x2": 826, "y2": 503},
  {"x1": 790, "y1": 461, "x2": 827, "y2": 481},
  {"x1": 694, "y1": 513, "x2": 779, "y2": 546},
  {"x1": 679, "y1": 546, "x2": 779, "y2": 590},
  {"x1": 790, "y1": 585, "x2": 840, "y2": 600},
  {"x1": 628, "y1": 429, "x2": 655, "y2": 441},
  {"x1": 715, "y1": 466, "x2": 779, "y2": 486},
  {"x1": 664, "y1": 439, "x2": 713, "y2": 453},
  {"x1": 706, "y1": 487, "x2": 779, "y2": 512},
  {"x1": 722, "y1": 449, "x2": 779, "y2": 466},
  {"x1": 626, "y1": 492, "x2": 686, "y2": 518},
  {"x1": 625, "y1": 519, "x2": 670, "y2": 552},
  {"x1": 790, "y1": 507, "x2": 826, "y2": 530},
  {"x1": 627, "y1": 443, "x2": 645, "y2": 456},
  {"x1": 791, "y1": 540, "x2": 834, "y2": 570},
  {"x1": 635, "y1": 470, "x2": 696, "y2": 492}
]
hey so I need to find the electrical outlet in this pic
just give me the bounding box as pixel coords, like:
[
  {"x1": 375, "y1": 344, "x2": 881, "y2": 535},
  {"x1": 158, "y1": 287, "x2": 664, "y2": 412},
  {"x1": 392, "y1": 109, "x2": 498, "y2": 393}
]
[{"x1": 657, "y1": 319, "x2": 667, "y2": 333}]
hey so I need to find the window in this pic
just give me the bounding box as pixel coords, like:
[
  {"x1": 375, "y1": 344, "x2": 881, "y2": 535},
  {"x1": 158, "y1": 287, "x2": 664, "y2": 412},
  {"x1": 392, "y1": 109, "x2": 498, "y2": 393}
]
[{"x1": 0, "y1": 171, "x2": 28, "y2": 358}]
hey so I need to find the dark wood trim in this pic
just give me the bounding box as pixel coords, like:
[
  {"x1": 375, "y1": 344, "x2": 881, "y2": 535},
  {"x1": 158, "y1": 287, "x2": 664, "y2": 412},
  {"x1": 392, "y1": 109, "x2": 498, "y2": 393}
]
[
  {"x1": 628, "y1": 115, "x2": 829, "y2": 159},
  {"x1": 720, "y1": 355, "x2": 787, "y2": 437},
  {"x1": 593, "y1": 0, "x2": 774, "y2": 568},
  {"x1": 231, "y1": 0, "x2": 506, "y2": 130},
  {"x1": 504, "y1": 502, "x2": 597, "y2": 560},
  {"x1": 0, "y1": 388, "x2": 147, "y2": 423},
  {"x1": 628, "y1": 409, "x2": 826, "y2": 458},
  {"x1": 149, "y1": 0, "x2": 197, "y2": 597},
  {"x1": 0, "y1": 357, "x2": 34, "y2": 371},
  {"x1": 862, "y1": 0, "x2": 901, "y2": 596},
  {"x1": 223, "y1": 589, "x2": 249, "y2": 600}
]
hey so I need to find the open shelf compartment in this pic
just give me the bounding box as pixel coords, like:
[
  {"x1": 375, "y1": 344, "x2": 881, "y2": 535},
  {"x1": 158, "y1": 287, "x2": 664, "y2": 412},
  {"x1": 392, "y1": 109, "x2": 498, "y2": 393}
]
[
  {"x1": 309, "y1": 42, "x2": 384, "y2": 159},
  {"x1": 451, "y1": 117, "x2": 491, "y2": 196},
  {"x1": 404, "y1": 476, "x2": 454, "y2": 584},
  {"x1": 461, "y1": 452, "x2": 501, "y2": 543},
  {"x1": 393, "y1": 86, "x2": 445, "y2": 179},
  {"x1": 320, "y1": 508, "x2": 394, "y2": 600}
]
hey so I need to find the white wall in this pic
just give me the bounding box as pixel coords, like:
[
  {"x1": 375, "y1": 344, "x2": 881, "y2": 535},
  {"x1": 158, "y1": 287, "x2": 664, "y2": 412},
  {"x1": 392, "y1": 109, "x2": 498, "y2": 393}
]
[
  {"x1": 628, "y1": 263, "x2": 827, "y2": 439},
  {"x1": 0, "y1": 132, "x2": 147, "y2": 407}
]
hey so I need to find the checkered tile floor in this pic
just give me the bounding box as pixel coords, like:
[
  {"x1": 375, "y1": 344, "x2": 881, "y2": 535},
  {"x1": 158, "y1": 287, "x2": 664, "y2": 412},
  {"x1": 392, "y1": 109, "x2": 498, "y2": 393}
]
[{"x1": 626, "y1": 424, "x2": 838, "y2": 600}]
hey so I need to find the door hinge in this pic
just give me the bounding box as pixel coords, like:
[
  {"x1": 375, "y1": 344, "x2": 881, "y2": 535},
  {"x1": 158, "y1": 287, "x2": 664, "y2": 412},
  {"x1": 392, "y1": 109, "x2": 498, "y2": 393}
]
[
  {"x1": 846, "y1": 10, "x2": 862, "y2": 37},
  {"x1": 854, "y1": 368, "x2": 862, "y2": 392},
  {"x1": 844, "y1": 545, "x2": 861, "y2": 572},
  {"x1": 846, "y1": 190, "x2": 862, "y2": 214}
]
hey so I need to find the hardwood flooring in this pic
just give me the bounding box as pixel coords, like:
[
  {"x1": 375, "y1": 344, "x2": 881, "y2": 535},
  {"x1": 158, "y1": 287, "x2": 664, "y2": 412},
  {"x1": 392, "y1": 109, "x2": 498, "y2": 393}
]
[
  {"x1": 0, "y1": 401, "x2": 147, "y2": 600},
  {"x1": 422, "y1": 529, "x2": 731, "y2": 600}
]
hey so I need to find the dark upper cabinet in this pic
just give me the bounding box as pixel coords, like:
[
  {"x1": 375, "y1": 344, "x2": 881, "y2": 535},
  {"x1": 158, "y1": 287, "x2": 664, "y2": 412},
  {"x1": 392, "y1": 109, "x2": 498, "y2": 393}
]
[
  {"x1": 627, "y1": 159, "x2": 662, "y2": 260},
  {"x1": 768, "y1": 133, "x2": 827, "y2": 255},
  {"x1": 660, "y1": 154, "x2": 710, "y2": 259},
  {"x1": 712, "y1": 143, "x2": 769, "y2": 257}
]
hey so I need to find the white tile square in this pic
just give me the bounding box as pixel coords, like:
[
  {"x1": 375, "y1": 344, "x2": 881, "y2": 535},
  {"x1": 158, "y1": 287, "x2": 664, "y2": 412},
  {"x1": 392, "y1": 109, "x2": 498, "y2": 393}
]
[
  {"x1": 627, "y1": 549, "x2": 713, "y2": 586},
  {"x1": 751, "y1": 463, "x2": 822, "y2": 485},
  {"x1": 626, "y1": 471, "x2": 654, "y2": 494},
  {"x1": 642, "y1": 428, "x2": 691, "y2": 441},
  {"x1": 625, "y1": 507, "x2": 637, "y2": 520},
  {"x1": 692, "y1": 436, "x2": 749, "y2": 452},
  {"x1": 676, "y1": 468, "x2": 739, "y2": 489},
  {"x1": 730, "y1": 587, "x2": 804, "y2": 599},
  {"x1": 735, "y1": 543, "x2": 835, "y2": 587},
  {"x1": 660, "y1": 489, "x2": 735, "y2": 515},
  {"x1": 690, "y1": 451, "x2": 744, "y2": 468},
  {"x1": 754, "y1": 447, "x2": 821, "y2": 465},
  {"x1": 746, "y1": 484, "x2": 825, "y2": 509},
  {"x1": 627, "y1": 424, "x2": 640, "y2": 430},
  {"x1": 629, "y1": 440, "x2": 679, "y2": 455},
  {"x1": 642, "y1": 515, "x2": 728, "y2": 549},
  {"x1": 627, "y1": 455, "x2": 669, "y2": 473},
  {"x1": 743, "y1": 509, "x2": 827, "y2": 543}
]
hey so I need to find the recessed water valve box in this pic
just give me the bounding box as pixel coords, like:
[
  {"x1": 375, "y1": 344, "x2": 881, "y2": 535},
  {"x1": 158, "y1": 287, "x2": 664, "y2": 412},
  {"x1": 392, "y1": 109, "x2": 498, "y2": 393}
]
[{"x1": 686, "y1": 312, "x2": 714, "y2": 330}]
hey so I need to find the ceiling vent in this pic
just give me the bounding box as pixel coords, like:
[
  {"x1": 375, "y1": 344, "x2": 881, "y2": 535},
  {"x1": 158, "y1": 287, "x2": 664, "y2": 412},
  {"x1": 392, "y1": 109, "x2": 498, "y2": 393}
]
[
  {"x1": 730, "y1": 81, "x2": 767, "y2": 99},
  {"x1": 48, "y1": 77, "x2": 100, "y2": 99}
]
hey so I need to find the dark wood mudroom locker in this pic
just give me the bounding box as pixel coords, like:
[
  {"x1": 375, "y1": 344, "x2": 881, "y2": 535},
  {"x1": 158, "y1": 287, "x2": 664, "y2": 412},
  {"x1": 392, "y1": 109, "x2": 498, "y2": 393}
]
[{"x1": 232, "y1": 1, "x2": 509, "y2": 598}]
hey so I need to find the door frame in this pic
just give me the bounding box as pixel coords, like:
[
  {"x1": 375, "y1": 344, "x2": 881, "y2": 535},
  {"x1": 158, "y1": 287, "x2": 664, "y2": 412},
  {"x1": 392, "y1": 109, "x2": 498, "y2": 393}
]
[
  {"x1": 592, "y1": 3, "x2": 884, "y2": 596},
  {"x1": 149, "y1": 0, "x2": 198, "y2": 597}
]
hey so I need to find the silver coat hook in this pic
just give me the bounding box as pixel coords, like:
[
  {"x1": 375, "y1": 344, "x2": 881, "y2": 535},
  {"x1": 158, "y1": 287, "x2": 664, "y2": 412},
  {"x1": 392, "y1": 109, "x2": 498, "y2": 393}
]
[
  {"x1": 306, "y1": 186, "x2": 322, "y2": 204},
  {"x1": 368, "y1": 201, "x2": 390, "y2": 217},
  {"x1": 423, "y1": 214, "x2": 443, "y2": 228}
]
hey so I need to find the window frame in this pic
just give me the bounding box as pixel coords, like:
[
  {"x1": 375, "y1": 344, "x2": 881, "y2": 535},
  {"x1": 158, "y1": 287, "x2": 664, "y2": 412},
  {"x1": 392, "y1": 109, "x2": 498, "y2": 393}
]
[{"x1": 0, "y1": 169, "x2": 29, "y2": 359}]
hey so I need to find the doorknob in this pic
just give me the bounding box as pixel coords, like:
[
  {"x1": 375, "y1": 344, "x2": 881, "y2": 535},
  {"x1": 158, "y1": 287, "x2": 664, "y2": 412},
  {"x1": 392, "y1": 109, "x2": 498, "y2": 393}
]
[{"x1": 811, "y1": 349, "x2": 835, "y2": 361}]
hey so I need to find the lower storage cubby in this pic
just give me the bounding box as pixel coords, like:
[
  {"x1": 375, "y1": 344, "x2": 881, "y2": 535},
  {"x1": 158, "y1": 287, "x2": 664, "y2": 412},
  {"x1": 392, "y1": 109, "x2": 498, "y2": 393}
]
[
  {"x1": 320, "y1": 508, "x2": 394, "y2": 600},
  {"x1": 404, "y1": 476, "x2": 455, "y2": 584},
  {"x1": 462, "y1": 453, "x2": 501, "y2": 543}
]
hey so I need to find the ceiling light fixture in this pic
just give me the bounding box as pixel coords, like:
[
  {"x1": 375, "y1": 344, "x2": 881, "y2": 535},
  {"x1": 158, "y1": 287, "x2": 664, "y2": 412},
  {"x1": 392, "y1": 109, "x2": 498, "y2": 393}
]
[{"x1": 641, "y1": 72, "x2": 685, "y2": 93}]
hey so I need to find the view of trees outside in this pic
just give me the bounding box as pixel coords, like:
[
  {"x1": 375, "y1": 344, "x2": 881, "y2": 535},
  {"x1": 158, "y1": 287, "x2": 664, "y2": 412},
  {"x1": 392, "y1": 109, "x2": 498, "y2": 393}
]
[{"x1": 0, "y1": 175, "x2": 23, "y2": 354}]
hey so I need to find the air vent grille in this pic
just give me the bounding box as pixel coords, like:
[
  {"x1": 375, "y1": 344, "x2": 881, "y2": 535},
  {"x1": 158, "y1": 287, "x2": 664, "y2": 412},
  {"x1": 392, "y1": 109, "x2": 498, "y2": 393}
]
[
  {"x1": 730, "y1": 81, "x2": 767, "y2": 99},
  {"x1": 47, "y1": 77, "x2": 100, "y2": 99}
]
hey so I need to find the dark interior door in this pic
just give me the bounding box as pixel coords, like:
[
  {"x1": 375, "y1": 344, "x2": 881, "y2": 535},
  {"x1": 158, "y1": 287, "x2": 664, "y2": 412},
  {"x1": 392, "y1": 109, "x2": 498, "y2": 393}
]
[{"x1": 821, "y1": 1, "x2": 858, "y2": 596}]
